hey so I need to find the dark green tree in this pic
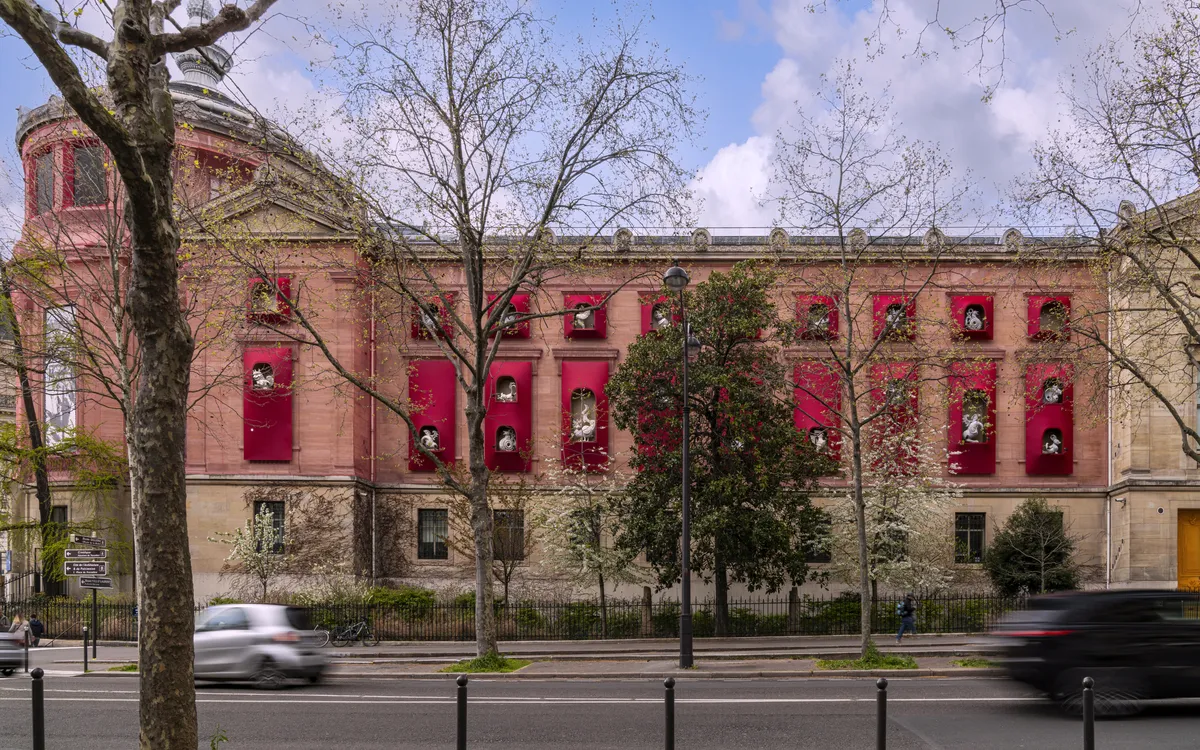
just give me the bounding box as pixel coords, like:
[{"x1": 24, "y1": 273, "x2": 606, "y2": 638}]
[
  {"x1": 608, "y1": 262, "x2": 829, "y2": 635},
  {"x1": 984, "y1": 497, "x2": 1080, "y2": 596}
]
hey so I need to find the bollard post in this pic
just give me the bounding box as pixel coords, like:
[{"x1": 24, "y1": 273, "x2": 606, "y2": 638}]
[
  {"x1": 23, "y1": 636, "x2": 28, "y2": 673},
  {"x1": 876, "y1": 677, "x2": 888, "y2": 750},
  {"x1": 82, "y1": 626, "x2": 88, "y2": 673},
  {"x1": 456, "y1": 675, "x2": 468, "y2": 750},
  {"x1": 31, "y1": 667, "x2": 45, "y2": 750},
  {"x1": 664, "y1": 677, "x2": 676, "y2": 750},
  {"x1": 1082, "y1": 677, "x2": 1095, "y2": 750},
  {"x1": 92, "y1": 588, "x2": 99, "y2": 659}
]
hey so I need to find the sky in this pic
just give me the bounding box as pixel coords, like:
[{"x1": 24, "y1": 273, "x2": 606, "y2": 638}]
[{"x1": 0, "y1": 0, "x2": 1162, "y2": 236}]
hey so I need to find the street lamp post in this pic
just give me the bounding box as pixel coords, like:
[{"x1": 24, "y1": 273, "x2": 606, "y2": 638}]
[{"x1": 663, "y1": 263, "x2": 694, "y2": 669}]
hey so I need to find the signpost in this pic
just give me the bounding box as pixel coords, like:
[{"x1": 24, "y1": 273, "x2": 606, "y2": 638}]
[
  {"x1": 63, "y1": 561, "x2": 107, "y2": 577},
  {"x1": 70, "y1": 534, "x2": 105, "y2": 549},
  {"x1": 64, "y1": 549, "x2": 106, "y2": 560},
  {"x1": 65, "y1": 535, "x2": 107, "y2": 658}
]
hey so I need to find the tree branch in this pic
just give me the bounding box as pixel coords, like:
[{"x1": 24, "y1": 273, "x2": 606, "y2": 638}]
[{"x1": 151, "y1": 0, "x2": 278, "y2": 55}]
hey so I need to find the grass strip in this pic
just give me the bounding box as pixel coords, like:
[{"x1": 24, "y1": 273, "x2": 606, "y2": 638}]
[
  {"x1": 440, "y1": 653, "x2": 531, "y2": 674},
  {"x1": 816, "y1": 642, "x2": 917, "y2": 671}
]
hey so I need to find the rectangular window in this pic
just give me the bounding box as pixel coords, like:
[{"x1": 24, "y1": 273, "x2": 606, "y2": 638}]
[
  {"x1": 253, "y1": 500, "x2": 285, "y2": 554},
  {"x1": 805, "y1": 509, "x2": 832, "y2": 563},
  {"x1": 44, "y1": 306, "x2": 77, "y2": 447},
  {"x1": 418, "y1": 509, "x2": 449, "y2": 560},
  {"x1": 955, "y1": 512, "x2": 986, "y2": 564},
  {"x1": 35, "y1": 151, "x2": 54, "y2": 214},
  {"x1": 493, "y1": 509, "x2": 525, "y2": 562},
  {"x1": 73, "y1": 146, "x2": 107, "y2": 206}
]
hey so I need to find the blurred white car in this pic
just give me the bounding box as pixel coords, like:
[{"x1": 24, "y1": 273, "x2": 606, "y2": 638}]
[
  {"x1": 194, "y1": 604, "x2": 328, "y2": 688},
  {"x1": 0, "y1": 632, "x2": 23, "y2": 676}
]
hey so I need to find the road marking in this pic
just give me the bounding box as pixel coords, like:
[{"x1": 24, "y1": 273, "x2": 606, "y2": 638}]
[{"x1": 0, "y1": 695, "x2": 1045, "y2": 706}]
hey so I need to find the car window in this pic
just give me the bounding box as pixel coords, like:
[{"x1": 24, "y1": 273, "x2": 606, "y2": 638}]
[
  {"x1": 1102, "y1": 599, "x2": 1160, "y2": 624},
  {"x1": 196, "y1": 607, "x2": 249, "y2": 632},
  {"x1": 1154, "y1": 594, "x2": 1200, "y2": 622},
  {"x1": 285, "y1": 607, "x2": 312, "y2": 631}
]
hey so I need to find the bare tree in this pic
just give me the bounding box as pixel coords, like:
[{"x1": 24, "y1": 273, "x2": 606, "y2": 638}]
[
  {"x1": 772, "y1": 63, "x2": 982, "y2": 656},
  {"x1": 194, "y1": 0, "x2": 696, "y2": 657},
  {"x1": 0, "y1": 0, "x2": 277, "y2": 744},
  {"x1": 1014, "y1": 0, "x2": 1200, "y2": 466}
]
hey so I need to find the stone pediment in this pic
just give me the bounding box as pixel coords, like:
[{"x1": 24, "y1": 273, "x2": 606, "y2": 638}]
[{"x1": 180, "y1": 166, "x2": 356, "y2": 240}]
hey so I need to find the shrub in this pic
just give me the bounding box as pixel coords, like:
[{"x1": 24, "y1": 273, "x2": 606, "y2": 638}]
[
  {"x1": 605, "y1": 609, "x2": 642, "y2": 638},
  {"x1": 692, "y1": 609, "x2": 714, "y2": 637},
  {"x1": 367, "y1": 586, "x2": 436, "y2": 621},
  {"x1": 556, "y1": 602, "x2": 600, "y2": 639},
  {"x1": 984, "y1": 497, "x2": 1080, "y2": 596},
  {"x1": 205, "y1": 596, "x2": 242, "y2": 606},
  {"x1": 513, "y1": 603, "x2": 545, "y2": 632},
  {"x1": 652, "y1": 602, "x2": 680, "y2": 637}
]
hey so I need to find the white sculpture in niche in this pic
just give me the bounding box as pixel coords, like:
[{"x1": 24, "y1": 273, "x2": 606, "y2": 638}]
[
  {"x1": 1043, "y1": 380, "x2": 1064, "y2": 405},
  {"x1": 497, "y1": 427, "x2": 517, "y2": 453},
  {"x1": 1043, "y1": 429, "x2": 1063, "y2": 455},
  {"x1": 730, "y1": 438, "x2": 745, "y2": 451},
  {"x1": 651, "y1": 304, "x2": 672, "y2": 330},
  {"x1": 501, "y1": 306, "x2": 520, "y2": 328},
  {"x1": 807, "y1": 304, "x2": 830, "y2": 335},
  {"x1": 962, "y1": 391, "x2": 988, "y2": 443},
  {"x1": 419, "y1": 426, "x2": 441, "y2": 452},
  {"x1": 251, "y1": 363, "x2": 275, "y2": 391},
  {"x1": 808, "y1": 427, "x2": 828, "y2": 453},
  {"x1": 884, "y1": 379, "x2": 909, "y2": 407},
  {"x1": 1040, "y1": 301, "x2": 1067, "y2": 333},
  {"x1": 495, "y1": 376, "x2": 517, "y2": 403},
  {"x1": 570, "y1": 389, "x2": 598, "y2": 442},
  {"x1": 419, "y1": 307, "x2": 439, "y2": 334},
  {"x1": 573, "y1": 304, "x2": 595, "y2": 330},
  {"x1": 252, "y1": 281, "x2": 279, "y2": 315},
  {"x1": 885, "y1": 303, "x2": 907, "y2": 332},
  {"x1": 964, "y1": 305, "x2": 985, "y2": 331}
]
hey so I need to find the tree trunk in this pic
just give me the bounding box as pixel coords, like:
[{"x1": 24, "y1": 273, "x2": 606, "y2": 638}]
[
  {"x1": 714, "y1": 557, "x2": 730, "y2": 637},
  {"x1": 0, "y1": 268, "x2": 54, "y2": 592},
  {"x1": 598, "y1": 571, "x2": 607, "y2": 639},
  {"x1": 466, "y1": 387, "x2": 497, "y2": 657},
  {"x1": 852, "y1": 427, "x2": 872, "y2": 658}
]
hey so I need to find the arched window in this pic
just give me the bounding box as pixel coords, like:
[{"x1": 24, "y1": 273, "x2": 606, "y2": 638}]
[
  {"x1": 963, "y1": 304, "x2": 986, "y2": 332},
  {"x1": 572, "y1": 304, "x2": 595, "y2": 330},
  {"x1": 1042, "y1": 378, "x2": 1064, "y2": 405},
  {"x1": 251, "y1": 363, "x2": 275, "y2": 391},
  {"x1": 961, "y1": 390, "x2": 989, "y2": 444},
  {"x1": 418, "y1": 426, "x2": 441, "y2": 452},
  {"x1": 1039, "y1": 301, "x2": 1067, "y2": 335},
  {"x1": 1042, "y1": 428, "x2": 1064, "y2": 455},
  {"x1": 650, "y1": 303, "x2": 671, "y2": 330},
  {"x1": 807, "y1": 303, "x2": 831, "y2": 336},
  {"x1": 570, "y1": 388, "x2": 598, "y2": 442},
  {"x1": 496, "y1": 426, "x2": 517, "y2": 453},
  {"x1": 495, "y1": 376, "x2": 517, "y2": 403}
]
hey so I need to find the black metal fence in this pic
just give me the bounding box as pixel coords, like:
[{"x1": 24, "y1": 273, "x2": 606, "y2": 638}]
[{"x1": 0, "y1": 593, "x2": 1027, "y2": 643}]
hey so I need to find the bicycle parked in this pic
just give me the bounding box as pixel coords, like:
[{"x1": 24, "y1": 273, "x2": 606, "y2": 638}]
[{"x1": 327, "y1": 619, "x2": 379, "y2": 647}]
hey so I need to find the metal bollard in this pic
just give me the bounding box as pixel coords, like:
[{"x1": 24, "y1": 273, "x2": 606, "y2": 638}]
[
  {"x1": 83, "y1": 626, "x2": 88, "y2": 673},
  {"x1": 23, "y1": 636, "x2": 28, "y2": 673},
  {"x1": 1082, "y1": 677, "x2": 1095, "y2": 750},
  {"x1": 456, "y1": 675, "x2": 468, "y2": 750},
  {"x1": 31, "y1": 667, "x2": 45, "y2": 750},
  {"x1": 664, "y1": 677, "x2": 676, "y2": 750},
  {"x1": 876, "y1": 677, "x2": 888, "y2": 750}
]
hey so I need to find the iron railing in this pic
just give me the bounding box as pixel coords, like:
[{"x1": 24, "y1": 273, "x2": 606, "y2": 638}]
[{"x1": 0, "y1": 593, "x2": 1028, "y2": 643}]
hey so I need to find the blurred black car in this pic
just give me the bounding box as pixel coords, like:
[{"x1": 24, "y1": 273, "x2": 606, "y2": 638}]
[{"x1": 992, "y1": 590, "x2": 1200, "y2": 713}]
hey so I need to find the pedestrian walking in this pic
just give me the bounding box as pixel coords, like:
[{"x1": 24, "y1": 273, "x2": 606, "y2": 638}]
[
  {"x1": 896, "y1": 594, "x2": 917, "y2": 644},
  {"x1": 28, "y1": 614, "x2": 44, "y2": 647}
]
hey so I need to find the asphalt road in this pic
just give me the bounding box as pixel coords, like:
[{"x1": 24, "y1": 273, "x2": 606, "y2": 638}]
[{"x1": 0, "y1": 673, "x2": 1198, "y2": 749}]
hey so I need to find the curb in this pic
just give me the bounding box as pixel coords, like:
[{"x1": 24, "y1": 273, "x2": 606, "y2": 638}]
[
  {"x1": 78, "y1": 667, "x2": 1003, "y2": 680},
  {"x1": 321, "y1": 648, "x2": 996, "y2": 662}
]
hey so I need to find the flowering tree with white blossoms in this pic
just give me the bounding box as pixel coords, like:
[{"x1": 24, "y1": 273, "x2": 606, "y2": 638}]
[{"x1": 210, "y1": 505, "x2": 290, "y2": 602}]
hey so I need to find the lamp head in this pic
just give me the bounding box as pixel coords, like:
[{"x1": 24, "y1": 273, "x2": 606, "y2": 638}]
[{"x1": 663, "y1": 264, "x2": 689, "y2": 291}]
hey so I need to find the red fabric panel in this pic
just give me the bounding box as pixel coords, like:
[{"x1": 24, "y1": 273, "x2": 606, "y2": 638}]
[
  {"x1": 408, "y1": 359, "x2": 457, "y2": 471},
  {"x1": 410, "y1": 293, "x2": 457, "y2": 340},
  {"x1": 794, "y1": 361, "x2": 841, "y2": 459},
  {"x1": 950, "y1": 295, "x2": 994, "y2": 341},
  {"x1": 1027, "y1": 295, "x2": 1071, "y2": 340},
  {"x1": 247, "y1": 277, "x2": 292, "y2": 324},
  {"x1": 561, "y1": 360, "x2": 610, "y2": 470},
  {"x1": 872, "y1": 294, "x2": 916, "y2": 339},
  {"x1": 243, "y1": 347, "x2": 293, "y2": 461},
  {"x1": 488, "y1": 293, "x2": 531, "y2": 339},
  {"x1": 870, "y1": 361, "x2": 918, "y2": 425},
  {"x1": 485, "y1": 361, "x2": 533, "y2": 471},
  {"x1": 796, "y1": 295, "x2": 839, "y2": 340},
  {"x1": 640, "y1": 293, "x2": 679, "y2": 334},
  {"x1": 563, "y1": 294, "x2": 608, "y2": 339},
  {"x1": 948, "y1": 360, "x2": 997, "y2": 474},
  {"x1": 1025, "y1": 363, "x2": 1073, "y2": 475}
]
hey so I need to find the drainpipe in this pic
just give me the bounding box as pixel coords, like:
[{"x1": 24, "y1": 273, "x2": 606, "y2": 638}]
[
  {"x1": 1106, "y1": 497, "x2": 1111, "y2": 590},
  {"x1": 369, "y1": 277, "x2": 378, "y2": 587}
]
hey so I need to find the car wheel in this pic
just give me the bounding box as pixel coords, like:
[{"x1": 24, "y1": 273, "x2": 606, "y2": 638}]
[
  {"x1": 252, "y1": 659, "x2": 287, "y2": 690},
  {"x1": 1055, "y1": 671, "x2": 1146, "y2": 718},
  {"x1": 307, "y1": 670, "x2": 324, "y2": 685},
  {"x1": 1, "y1": 668, "x2": 13, "y2": 677}
]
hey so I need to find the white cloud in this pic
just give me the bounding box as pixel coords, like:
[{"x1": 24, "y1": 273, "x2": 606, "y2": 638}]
[{"x1": 694, "y1": 0, "x2": 1164, "y2": 228}]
